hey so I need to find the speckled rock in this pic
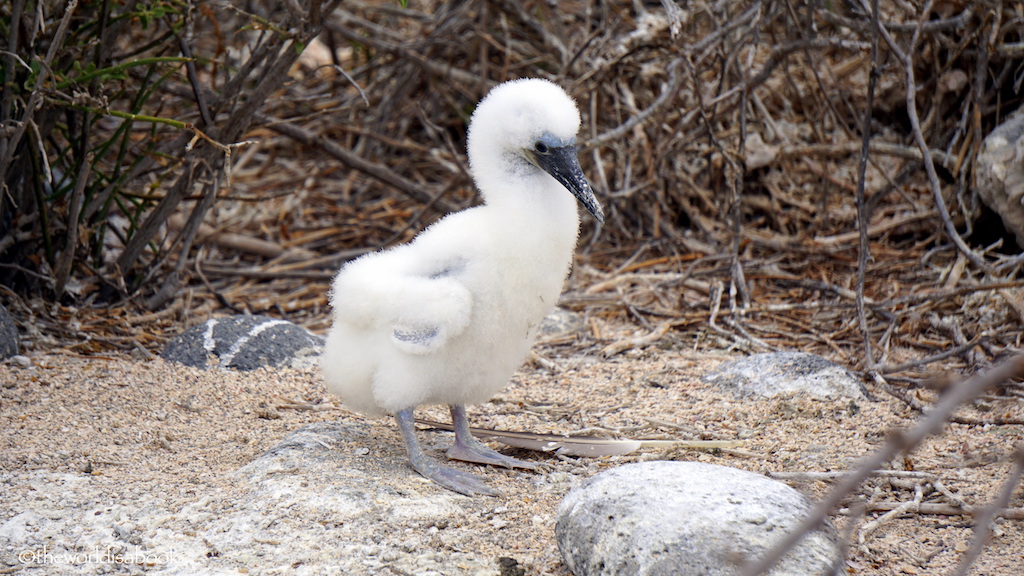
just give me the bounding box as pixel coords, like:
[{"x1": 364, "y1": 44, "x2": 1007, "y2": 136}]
[
  {"x1": 976, "y1": 111, "x2": 1024, "y2": 247},
  {"x1": 556, "y1": 461, "x2": 843, "y2": 576},
  {"x1": 702, "y1": 352, "x2": 864, "y2": 400},
  {"x1": 0, "y1": 303, "x2": 18, "y2": 360},
  {"x1": 161, "y1": 315, "x2": 323, "y2": 370},
  {"x1": 537, "y1": 307, "x2": 584, "y2": 338}
]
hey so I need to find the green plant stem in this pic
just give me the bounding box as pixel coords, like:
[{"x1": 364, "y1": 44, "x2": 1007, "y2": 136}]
[
  {"x1": 0, "y1": 0, "x2": 79, "y2": 188},
  {"x1": 59, "y1": 101, "x2": 190, "y2": 130},
  {"x1": 55, "y1": 56, "x2": 193, "y2": 90}
]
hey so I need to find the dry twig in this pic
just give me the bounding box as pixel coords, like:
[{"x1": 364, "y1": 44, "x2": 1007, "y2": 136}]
[{"x1": 743, "y1": 355, "x2": 1024, "y2": 576}]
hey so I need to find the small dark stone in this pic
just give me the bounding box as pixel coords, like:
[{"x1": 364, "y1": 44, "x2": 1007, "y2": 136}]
[
  {"x1": 0, "y1": 303, "x2": 19, "y2": 360},
  {"x1": 497, "y1": 556, "x2": 526, "y2": 576}
]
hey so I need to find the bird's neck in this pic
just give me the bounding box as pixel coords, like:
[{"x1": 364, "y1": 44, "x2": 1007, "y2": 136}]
[{"x1": 482, "y1": 175, "x2": 582, "y2": 254}]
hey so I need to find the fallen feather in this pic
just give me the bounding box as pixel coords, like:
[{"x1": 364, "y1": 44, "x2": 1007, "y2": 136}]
[{"x1": 416, "y1": 419, "x2": 742, "y2": 457}]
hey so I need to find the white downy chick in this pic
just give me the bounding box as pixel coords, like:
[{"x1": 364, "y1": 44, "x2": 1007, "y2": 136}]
[{"x1": 321, "y1": 78, "x2": 603, "y2": 495}]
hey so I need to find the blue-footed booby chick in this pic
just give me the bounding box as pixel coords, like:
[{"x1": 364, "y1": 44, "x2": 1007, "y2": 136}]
[{"x1": 321, "y1": 78, "x2": 604, "y2": 496}]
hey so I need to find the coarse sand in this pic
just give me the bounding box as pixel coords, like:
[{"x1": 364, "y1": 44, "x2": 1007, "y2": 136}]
[{"x1": 1, "y1": 347, "x2": 1023, "y2": 575}]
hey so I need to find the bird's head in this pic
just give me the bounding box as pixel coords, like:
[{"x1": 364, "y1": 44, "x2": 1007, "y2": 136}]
[{"x1": 467, "y1": 78, "x2": 604, "y2": 223}]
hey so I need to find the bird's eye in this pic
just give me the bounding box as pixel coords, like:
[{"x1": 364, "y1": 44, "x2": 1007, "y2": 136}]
[{"x1": 534, "y1": 141, "x2": 549, "y2": 154}]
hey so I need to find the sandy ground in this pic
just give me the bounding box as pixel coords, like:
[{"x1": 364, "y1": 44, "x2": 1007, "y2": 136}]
[{"x1": 1, "y1": 345, "x2": 1023, "y2": 575}]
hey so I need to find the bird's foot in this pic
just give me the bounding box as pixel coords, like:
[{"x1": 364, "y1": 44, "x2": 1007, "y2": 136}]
[
  {"x1": 410, "y1": 453, "x2": 499, "y2": 497},
  {"x1": 446, "y1": 436, "x2": 538, "y2": 470}
]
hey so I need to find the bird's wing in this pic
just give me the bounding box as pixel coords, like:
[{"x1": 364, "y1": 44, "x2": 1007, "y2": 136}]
[
  {"x1": 390, "y1": 325, "x2": 444, "y2": 353},
  {"x1": 330, "y1": 251, "x2": 473, "y2": 356},
  {"x1": 389, "y1": 260, "x2": 472, "y2": 355}
]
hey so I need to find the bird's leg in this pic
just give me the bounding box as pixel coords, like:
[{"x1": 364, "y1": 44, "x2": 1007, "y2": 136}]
[
  {"x1": 445, "y1": 404, "x2": 538, "y2": 470},
  {"x1": 395, "y1": 408, "x2": 498, "y2": 497}
]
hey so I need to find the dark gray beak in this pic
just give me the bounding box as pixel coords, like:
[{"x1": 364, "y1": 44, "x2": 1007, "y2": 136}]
[{"x1": 529, "y1": 145, "x2": 605, "y2": 224}]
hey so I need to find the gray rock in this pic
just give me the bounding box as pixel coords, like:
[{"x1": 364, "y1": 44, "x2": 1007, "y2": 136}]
[
  {"x1": 0, "y1": 421, "x2": 518, "y2": 575},
  {"x1": 224, "y1": 421, "x2": 506, "y2": 575},
  {"x1": 976, "y1": 111, "x2": 1024, "y2": 247},
  {"x1": 702, "y1": 352, "x2": 864, "y2": 400},
  {"x1": 556, "y1": 461, "x2": 843, "y2": 576},
  {"x1": 237, "y1": 421, "x2": 463, "y2": 523},
  {"x1": 0, "y1": 303, "x2": 18, "y2": 360},
  {"x1": 537, "y1": 307, "x2": 583, "y2": 338},
  {"x1": 161, "y1": 315, "x2": 323, "y2": 370}
]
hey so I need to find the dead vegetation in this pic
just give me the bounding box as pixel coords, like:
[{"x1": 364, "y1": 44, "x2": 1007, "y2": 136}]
[
  {"x1": 5, "y1": 1, "x2": 1023, "y2": 375},
  {"x1": 3, "y1": 0, "x2": 1024, "y2": 574}
]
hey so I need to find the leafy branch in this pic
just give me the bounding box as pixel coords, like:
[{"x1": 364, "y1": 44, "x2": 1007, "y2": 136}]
[{"x1": 0, "y1": 0, "x2": 341, "y2": 303}]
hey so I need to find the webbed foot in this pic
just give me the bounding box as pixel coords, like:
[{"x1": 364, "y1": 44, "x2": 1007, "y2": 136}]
[
  {"x1": 446, "y1": 404, "x2": 538, "y2": 470},
  {"x1": 396, "y1": 408, "x2": 499, "y2": 496}
]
